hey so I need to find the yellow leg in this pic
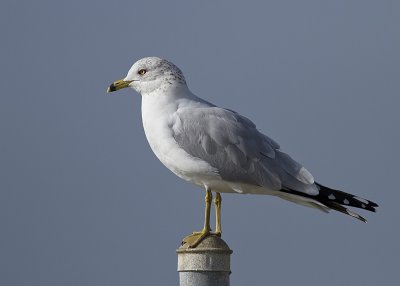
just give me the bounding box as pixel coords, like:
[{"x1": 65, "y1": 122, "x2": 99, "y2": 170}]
[
  {"x1": 214, "y1": 192, "x2": 222, "y2": 236},
  {"x1": 182, "y1": 189, "x2": 212, "y2": 248},
  {"x1": 203, "y1": 189, "x2": 212, "y2": 232}
]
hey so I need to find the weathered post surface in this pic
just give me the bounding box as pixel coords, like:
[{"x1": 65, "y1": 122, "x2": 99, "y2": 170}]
[{"x1": 177, "y1": 235, "x2": 232, "y2": 286}]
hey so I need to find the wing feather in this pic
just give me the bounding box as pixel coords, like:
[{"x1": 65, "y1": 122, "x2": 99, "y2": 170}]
[{"x1": 171, "y1": 106, "x2": 313, "y2": 193}]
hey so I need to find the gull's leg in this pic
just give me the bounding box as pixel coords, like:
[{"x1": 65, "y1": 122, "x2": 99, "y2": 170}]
[
  {"x1": 202, "y1": 189, "x2": 212, "y2": 233},
  {"x1": 213, "y1": 192, "x2": 222, "y2": 236},
  {"x1": 182, "y1": 189, "x2": 212, "y2": 248}
]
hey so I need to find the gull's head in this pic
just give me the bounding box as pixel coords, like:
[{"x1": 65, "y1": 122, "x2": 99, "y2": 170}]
[{"x1": 107, "y1": 57, "x2": 186, "y2": 95}]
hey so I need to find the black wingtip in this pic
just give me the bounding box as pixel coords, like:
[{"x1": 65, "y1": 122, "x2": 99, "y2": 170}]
[
  {"x1": 315, "y1": 182, "x2": 379, "y2": 213},
  {"x1": 323, "y1": 200, "x2": 368, "y2": 223},
  {"x1": 279, "y1": 184, "x2": 377, "y2": 222}
]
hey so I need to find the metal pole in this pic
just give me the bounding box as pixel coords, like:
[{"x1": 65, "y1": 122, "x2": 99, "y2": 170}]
[{"x1": 177, "y1": 235, "x2": 232, "y2": 286}]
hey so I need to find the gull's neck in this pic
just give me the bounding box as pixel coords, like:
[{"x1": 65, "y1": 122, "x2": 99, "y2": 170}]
[
  {"x1": 141, "y1": 83, "x2": 207, "y2": 115},
  {"x1": 142, "y1": 82, "x2": 192, "y2": 100},
  {"x1": 141, "y1": 82, "x2": 213, "y2": 126}
]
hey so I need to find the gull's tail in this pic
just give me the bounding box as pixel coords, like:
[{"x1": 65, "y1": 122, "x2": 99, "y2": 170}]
[{"x1": 280, "y1": 183, "x2": 378, "y2": 222}]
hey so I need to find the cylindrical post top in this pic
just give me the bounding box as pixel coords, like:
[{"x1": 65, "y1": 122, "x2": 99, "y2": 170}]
[{"x1": 177, "y1": 235, "x2": 232, "y2": 286}]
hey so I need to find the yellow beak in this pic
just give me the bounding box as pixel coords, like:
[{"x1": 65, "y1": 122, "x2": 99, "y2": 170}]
[{"x1": 107, "y1": 79, "x2": 133, "y2": 93}]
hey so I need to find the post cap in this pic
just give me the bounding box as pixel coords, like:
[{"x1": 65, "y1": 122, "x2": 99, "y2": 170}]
[{"x1": 177, "y1": 235, "x2": 232, "y2": 272}]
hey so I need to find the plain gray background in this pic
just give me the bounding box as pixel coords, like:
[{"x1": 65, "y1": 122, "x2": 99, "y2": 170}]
[{"x1": 1, "y1": 1, "x2": 399, "y2": 285}]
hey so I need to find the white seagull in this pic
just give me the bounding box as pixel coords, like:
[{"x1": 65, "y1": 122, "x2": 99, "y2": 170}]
[{"x1": 107, "y1": 57, "x2": 378, "y2": 247}]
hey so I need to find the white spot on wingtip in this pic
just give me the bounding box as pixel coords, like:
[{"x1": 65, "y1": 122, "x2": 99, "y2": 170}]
[
  {"x1": 343, "y1": 199, "x2": 350, "y2": 205},
  {"x1": 354, "y1": 196, "x2": 369, "y2": 204},
  {"x1": 328, "y1": 194, "x2": 336, "y2": 200},
  {"x1": 361, "y1": 204, "x2": 366, "y2": 208}
]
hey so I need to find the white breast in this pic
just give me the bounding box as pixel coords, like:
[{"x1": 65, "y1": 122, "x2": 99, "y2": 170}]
[{"x1": 141, "y1": 93, "x2": 220, "y2": 188}]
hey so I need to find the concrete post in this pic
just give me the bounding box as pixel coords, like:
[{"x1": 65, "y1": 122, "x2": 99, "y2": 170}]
[{"x1": 177, "y1": 235, "x2": 232, "y2": 286}]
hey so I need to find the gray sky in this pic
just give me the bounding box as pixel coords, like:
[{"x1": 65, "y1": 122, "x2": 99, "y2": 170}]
[{"x1": 1, "y1": 1, "x2": 399, "y2": 285}]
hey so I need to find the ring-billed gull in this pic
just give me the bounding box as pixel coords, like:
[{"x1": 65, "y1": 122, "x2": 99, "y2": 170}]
[{"x1": 107, "y1": 57, "x2": 378, "y2": 248}]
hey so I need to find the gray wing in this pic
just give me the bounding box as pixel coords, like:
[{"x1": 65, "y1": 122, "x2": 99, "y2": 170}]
[{"x1": 170, "y1": 106, "x2": 315, "y2": 193}]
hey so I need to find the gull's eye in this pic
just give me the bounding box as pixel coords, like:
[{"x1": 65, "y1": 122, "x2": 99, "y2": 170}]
[{"x1": 138, "y1": 69, "x2": 147, "y2": 75}]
